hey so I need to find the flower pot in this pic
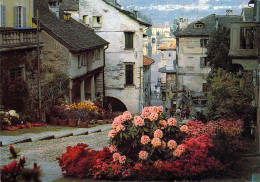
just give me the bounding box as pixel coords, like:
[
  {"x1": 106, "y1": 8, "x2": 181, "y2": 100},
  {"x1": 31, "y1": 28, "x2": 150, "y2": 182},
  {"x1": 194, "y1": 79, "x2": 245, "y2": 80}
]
[
  {"x1": 50, "y1": 117, "x2": 59, "y2": 125},
  {"x1": 69, "y1": 119, "x2": 78, "y2": 127},
  {"x1": 79, "y1": 121, "x2": 88, "y2": 128},
  {"x1": 90, "y1": 120, "x2": 96, "y2": 124},
  {"x1": 97, "y1": 120, "x2": 103, "y2": 125},
  {"x1": 59, "y1": 119, "x2": 68, "y2": 126}
]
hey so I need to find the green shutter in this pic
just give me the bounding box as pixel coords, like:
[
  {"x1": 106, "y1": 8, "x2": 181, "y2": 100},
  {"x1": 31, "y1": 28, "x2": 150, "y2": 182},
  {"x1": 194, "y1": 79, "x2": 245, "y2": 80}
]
[
  {"x1": 14, "y1": 6, "x2": 18, "y2": 27},
  {"x1": 125, "y1": 64, "x2": 133, "y2": 85},
  {"x1": 200, "y1": 57, "x2": 205, "y2": 68},
  {"x1": 1, "y1": 5, "x2": 6, "y2": 27},
  {"x1": 23, "y1": 7, "x2": 26, "y2": 27}
]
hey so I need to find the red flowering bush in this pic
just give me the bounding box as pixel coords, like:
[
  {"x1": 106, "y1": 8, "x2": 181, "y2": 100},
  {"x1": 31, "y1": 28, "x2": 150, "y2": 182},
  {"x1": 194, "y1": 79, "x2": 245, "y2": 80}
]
[
  {"x1": 57, "y1": 109, "x2": 244, "y2": 180},
  {"x1": 1, "y1": 123, "x2": 45, "y2": 131},
  {"x1": 1, "y1": 145, "x2": 40, "y2": 182}
]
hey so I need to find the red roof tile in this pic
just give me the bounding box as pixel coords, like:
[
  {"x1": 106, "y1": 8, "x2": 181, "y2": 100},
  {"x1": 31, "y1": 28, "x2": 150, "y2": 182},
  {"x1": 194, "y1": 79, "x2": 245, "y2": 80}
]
[{"x1": 143, "y1": 56, "x2": 155, "y2": 66}]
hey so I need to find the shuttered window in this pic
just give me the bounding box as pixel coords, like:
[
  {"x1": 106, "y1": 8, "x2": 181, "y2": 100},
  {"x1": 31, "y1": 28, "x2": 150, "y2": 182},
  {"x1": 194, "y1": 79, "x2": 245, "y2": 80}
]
[
  {"x1": 14, "y1": 6, "x2": 26, "y2": 27},
  {"x1": 1, "y1": 5, "x2": 6, "y2": 27},
  {"x1": 200, "y1": 57, "x2": 208, "y2": 68},
  {"x1": 125, "y1": 32, "x2": 134, "y2": 49},
  {"x1": 9, "y1": 67, "x2": 23, "y2": 82},
  {"x1": 125, "y1": 64, "x2": 134, "y2": 85}
]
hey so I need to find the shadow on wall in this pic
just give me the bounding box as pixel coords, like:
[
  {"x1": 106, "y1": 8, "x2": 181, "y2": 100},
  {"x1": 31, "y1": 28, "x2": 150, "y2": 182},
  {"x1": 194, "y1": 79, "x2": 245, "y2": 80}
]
[{"x1": 105, "y1": 96, "x2": 127, "y2": 112}]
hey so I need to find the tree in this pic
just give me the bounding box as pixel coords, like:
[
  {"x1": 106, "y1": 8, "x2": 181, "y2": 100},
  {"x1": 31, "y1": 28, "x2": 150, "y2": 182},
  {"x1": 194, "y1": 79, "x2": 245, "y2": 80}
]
[
  {"x1": 207, "y1": 69, "x2": 255, "y2": 123},
  {"x1": 206, "y1": 25, "x2": 238, "y2": 72}
]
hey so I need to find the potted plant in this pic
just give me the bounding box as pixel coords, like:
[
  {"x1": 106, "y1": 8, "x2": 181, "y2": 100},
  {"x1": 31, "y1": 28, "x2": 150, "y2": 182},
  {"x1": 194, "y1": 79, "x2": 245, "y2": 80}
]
[
  {"x1": 67, "y1": 110, "x2": 78, "y2": 127},
  {"x1": 78, "y1": 111, "x2": 89, "y2": 128},
  {"x1": 50, "y1": 106, "x2": 59, "y2": 125},
  {"x1": 58, "y1": 108, "x2": 68, "y2": 126}
]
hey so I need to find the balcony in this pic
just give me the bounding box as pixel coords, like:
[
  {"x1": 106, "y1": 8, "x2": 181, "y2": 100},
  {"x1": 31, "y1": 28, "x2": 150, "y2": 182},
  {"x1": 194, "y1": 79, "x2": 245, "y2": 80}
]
[
  {"x1": 229, "y1": 22, "x2": 257, "y2": 59},
  {"x1": 0, "y1": 28, "x2": 40, "y2": 52}
]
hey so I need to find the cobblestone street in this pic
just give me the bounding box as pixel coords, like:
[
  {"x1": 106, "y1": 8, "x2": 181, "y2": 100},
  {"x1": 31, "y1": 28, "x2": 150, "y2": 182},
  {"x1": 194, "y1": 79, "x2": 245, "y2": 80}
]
[{"x1": 0, "y1": 130, "x2": 110, "y2": 182}]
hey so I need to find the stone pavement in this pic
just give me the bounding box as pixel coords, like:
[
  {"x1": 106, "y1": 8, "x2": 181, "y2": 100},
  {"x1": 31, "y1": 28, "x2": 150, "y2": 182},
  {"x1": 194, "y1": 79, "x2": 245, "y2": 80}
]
[{"x1": 0, "y1": 124, "x2": 112, "y2": 146}]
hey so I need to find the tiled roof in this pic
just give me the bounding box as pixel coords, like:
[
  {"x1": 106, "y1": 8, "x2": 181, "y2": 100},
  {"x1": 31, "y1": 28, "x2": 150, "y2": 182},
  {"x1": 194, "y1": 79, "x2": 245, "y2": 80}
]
[
  {"x1": 158, "y1": 40, "x2": 176, "y2": 50},
  {"x1": 34, "y1": 0, "x2": 108, "y2": 53},
  {"x1": 60, "y1": 0, "x2": 79, "y2": 11},
  {"x1": 242, "y1": 7, "x2": 254, "y2": 22},
  {"x1": 175, "y1": 14, "x2": 242, "y2": 37},
  {"x1": 143, "y1": 56, "x2": 155, "y2": 66}
]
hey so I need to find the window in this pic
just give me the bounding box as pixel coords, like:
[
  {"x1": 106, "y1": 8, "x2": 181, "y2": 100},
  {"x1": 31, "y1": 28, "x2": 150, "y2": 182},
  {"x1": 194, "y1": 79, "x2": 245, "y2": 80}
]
[
  {"x1": 240, "y1": 27, "x2": 256, "y2": 49},
  {"x1": 15, "y1": 6, "x2": 26, "y2": 27},
  {"x1": 194, "y1": 23, "x2": 204, "y2": 28},
  {"x1": 93, "y1": 16, "x2": 102, "y2": 27},
  {"x1": 125, "y1": 64, "x2": 134, "y2": 85},
  {"x1": 200, "y1": 57, "x2": 208, "y2": 68},
  {"x1": 83, "y1": 15, "x2": 89, "y2": 24},
  {"x1": 203, "y1": 83, "x2": 208, "y2": 93},
  {"x1": 78, "y1": 54, "x2": 87, "y2": 68},
  {"x1": 200, "y1": 39, "x2": 208, "y2": 48},
  {"x1": 125, "y1": 32, "x2": 134, "y2": 49},
  {"x1": 0, "y1": 4, "x2": 6, "y2": 27},
  {"x1": 9, "y1": 67, "x2": 23, "y2": 82}
]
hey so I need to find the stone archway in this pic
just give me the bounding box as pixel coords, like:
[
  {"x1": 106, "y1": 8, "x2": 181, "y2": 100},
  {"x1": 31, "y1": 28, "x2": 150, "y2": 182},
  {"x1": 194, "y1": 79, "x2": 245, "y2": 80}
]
[{"x1": 105, "y1": 96, "x2": 127, "y2": 112}]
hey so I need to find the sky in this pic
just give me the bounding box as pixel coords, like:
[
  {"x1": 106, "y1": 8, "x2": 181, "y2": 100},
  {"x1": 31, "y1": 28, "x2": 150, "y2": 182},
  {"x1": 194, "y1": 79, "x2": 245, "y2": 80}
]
[{"x1": 117, "y1": 0, "x2": 250, "y2": 25}]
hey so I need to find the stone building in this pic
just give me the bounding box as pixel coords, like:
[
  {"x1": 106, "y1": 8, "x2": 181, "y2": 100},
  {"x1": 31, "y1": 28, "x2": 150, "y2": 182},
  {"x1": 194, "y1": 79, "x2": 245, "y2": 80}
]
[
  {"x1": 157, "y1": 40, "x2": 177, "y2": 110},
  {"x1": 0, "y1": 0, "x2": 43, "y2": 119},
  {"x1": 143, "y1": 56, "x2": 155, "y2": 107},
  {"x1": 60, "y1": 0, "x2": 151, "y2": 114},
  {"x1": 34, "y1": 0, "x2": 108, "y2": 105},
  {"x1": 174, "y1": 12, "x2": 242, "y2": 111}
]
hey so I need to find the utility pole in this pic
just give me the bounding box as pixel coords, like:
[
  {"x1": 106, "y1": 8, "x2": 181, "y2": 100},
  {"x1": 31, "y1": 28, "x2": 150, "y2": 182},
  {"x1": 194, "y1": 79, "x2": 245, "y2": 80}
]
[{"x1": 37, "y1": 10, "x2": 42, "y2": 122}]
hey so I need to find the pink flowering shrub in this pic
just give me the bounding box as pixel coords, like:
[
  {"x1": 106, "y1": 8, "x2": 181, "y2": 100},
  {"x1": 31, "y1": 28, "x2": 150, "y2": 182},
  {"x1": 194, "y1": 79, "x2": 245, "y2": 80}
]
[{"x1": 57, "y1": 108, "x2": 245, "y2": 180}]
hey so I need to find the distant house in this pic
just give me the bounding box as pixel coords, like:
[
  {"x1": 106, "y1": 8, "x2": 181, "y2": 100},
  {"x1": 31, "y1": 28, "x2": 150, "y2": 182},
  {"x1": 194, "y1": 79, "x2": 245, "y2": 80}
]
[
  {"x1": 174, "y1": 11, "x2": 242, "y2": 110},
  {"x1": 34, "y1": 0, "x2": 109, "y2": 106},
  {"x1": 60, "y1": 0, "x2": 151, "y2": 113},
  {"x1": 143, "y1": 56, "x2": 155, "y2": 106},
  {"x1": 157, "y1": 40, "x2": 177, "y2": 110},
  {"x1": 0, "y1": 0, "x2": 43, "y2": 119}
]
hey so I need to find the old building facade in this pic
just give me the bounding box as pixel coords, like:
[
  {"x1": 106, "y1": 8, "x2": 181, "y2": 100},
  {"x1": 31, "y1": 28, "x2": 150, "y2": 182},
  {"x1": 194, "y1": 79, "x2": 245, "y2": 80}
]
[
  {"x1": 34, "y1": 0, "x2": 108, "y2": 106},
  {"x1": 0, "y1": 0, "x2": 42, "y2": 119},
  {"x1": 61, "y1": 0, "x2": 150, "y2": 113},
  {"x1": 175, "y1": 12, "x2": 242, "y2": 111}
]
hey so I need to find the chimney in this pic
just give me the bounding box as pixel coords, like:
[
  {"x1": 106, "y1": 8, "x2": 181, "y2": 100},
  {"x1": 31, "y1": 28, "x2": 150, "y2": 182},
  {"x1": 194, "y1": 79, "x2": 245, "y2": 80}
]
[
  {"x1": 133, "y1": 10, "x2": 138, "y2": 19},
  {"x1": 180, "y1": 18, "x2": 183, "y2": 22},
  {"x1": 226, "y1": 9, "x2": 233, "y2": 16},
  {"x1": 215, "y1": 17, "x2": 219, "y2": 29},
  {"x1": 48, "y1": 1, "x2": 61, "y2": 18}
]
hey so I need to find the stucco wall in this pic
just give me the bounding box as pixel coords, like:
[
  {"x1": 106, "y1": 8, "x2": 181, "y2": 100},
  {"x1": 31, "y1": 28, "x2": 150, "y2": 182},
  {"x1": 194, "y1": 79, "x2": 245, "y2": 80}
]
[
  {"x1": 75, "y1": 0, "x2": 146, "y2": 113},
  {"x1": 177, "y1": 37, "x2": 210, "y2": 92}
]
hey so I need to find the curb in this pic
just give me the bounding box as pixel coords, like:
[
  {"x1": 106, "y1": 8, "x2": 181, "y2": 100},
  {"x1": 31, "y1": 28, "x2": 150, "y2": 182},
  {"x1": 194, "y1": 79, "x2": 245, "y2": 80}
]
[{"x1": 0, "y1": 125, "x2": 112, "y2": 146}]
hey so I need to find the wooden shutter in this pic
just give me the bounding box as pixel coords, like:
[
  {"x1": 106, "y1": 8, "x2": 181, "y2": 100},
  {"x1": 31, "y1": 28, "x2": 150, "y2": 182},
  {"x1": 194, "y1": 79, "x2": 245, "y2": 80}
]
[
  {"x1": 200, "y1": 57, "x2": 205, "y2": 68},
  {"x1": 23, "y1": 7, "x2": 26, "y2": 27},
  {"x1": 1, "y1": 5, "x2": 6, "y2": 27},
  {"x1": 14, "y1": 6, "x2": 18, "y2": 27},
  {"x1": 125, "y1": 64, "x2": 133, "y2": 85},
  {"x1": 125, "y1": 32, "x2": 133, "y2": 49}
]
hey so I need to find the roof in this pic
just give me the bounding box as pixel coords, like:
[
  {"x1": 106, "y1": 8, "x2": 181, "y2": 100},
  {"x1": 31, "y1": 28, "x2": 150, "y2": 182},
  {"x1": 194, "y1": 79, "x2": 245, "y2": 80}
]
[
  {"x1": 175, "y1": 14, "x2": 242, "y2": 37},
  {"x1": 143, "y1": 56, "x2": 155, "y2": 66},
  {"x1": 60, "y1": 0, "x2": 79, "y2": 11},
  {"x1": 158, "y1": 65, "x2": 176, "y2": 73},
  {"x1": 158, "y1": 40, "x2": 176, "y2": 50},
  {"x1": 242, "y1": 7, "x2": 254, "y2": 22},
  {"x1": 34, "y1": 0, "x2": 109, "y2": 53}
]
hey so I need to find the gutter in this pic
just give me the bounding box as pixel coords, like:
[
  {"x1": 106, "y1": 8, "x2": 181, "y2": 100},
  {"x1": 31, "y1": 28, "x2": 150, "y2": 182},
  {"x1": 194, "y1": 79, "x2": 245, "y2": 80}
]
[{"x1": 103, "y1": 44, "x2": 109, "y2": 107}]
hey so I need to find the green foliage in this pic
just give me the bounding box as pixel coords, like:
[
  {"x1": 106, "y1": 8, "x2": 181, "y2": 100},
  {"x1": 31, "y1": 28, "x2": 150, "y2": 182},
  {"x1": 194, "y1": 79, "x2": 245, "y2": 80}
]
[
  {"x1": 206, "y1": 25, "x2": 238, "y2": 72},
  {"x1": 207, "y1": 69, "x2": 255, "y2": 121}
]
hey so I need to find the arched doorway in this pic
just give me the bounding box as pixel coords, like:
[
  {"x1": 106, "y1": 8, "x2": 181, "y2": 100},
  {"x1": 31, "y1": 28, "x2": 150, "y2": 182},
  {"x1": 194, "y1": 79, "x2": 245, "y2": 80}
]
[{"x1": 105, "y1": 96, "x2": 127, "y2": 112}]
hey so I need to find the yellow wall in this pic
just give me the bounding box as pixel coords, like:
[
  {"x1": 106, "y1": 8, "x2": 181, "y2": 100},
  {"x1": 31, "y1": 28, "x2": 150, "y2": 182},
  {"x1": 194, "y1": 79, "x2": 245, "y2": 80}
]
[{"x1": 0, "y1": 0, "x2": 33, "y2": 27}]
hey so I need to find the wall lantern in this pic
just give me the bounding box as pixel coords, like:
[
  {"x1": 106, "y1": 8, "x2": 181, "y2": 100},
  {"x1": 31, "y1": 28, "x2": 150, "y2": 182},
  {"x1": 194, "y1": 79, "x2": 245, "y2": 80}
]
[{"x1": 63, "y1": 11, "x2": 71, "y2": 21}]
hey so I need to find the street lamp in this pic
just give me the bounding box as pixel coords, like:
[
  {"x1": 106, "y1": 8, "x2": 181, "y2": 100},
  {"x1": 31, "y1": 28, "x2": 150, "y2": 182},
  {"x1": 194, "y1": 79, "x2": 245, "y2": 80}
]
[{"x1": 63, "y1": 11, "x2": 71, "y2": 21}]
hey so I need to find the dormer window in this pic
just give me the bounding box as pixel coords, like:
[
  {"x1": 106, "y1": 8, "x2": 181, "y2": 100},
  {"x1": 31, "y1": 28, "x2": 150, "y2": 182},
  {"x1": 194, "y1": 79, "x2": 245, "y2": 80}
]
[
  {"x1": 194, "y1": 23, "x2": 204, "y2": 28},
  {"x1": 83, "y1": 15, "x2": 89, "y2": 24}
]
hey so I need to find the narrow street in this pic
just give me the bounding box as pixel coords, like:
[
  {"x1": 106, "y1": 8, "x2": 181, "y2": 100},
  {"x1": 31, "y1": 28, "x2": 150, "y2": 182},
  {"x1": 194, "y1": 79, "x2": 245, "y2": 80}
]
[{"x1": 0, "y1": 130, "x2": 110, "y2": 182}]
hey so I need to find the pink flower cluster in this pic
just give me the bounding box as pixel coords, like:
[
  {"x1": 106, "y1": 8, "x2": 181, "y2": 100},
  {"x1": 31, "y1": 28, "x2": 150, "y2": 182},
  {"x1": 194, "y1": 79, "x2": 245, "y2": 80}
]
[
  {"x1": 173, "y1": 144, "x2": 186, "y2": 157},
  {"x1": 154, "y1": 129, "x2": 163, "y2": 138},
  {"x1": 109, "y1": 145, "x2": 117, "y2": 153},
  {"x1": 141, "y1": 135, "x2": 150, "y2": 145},
  {"x1": 123, "y1": 111, "x2": 132, "y2": 120},
  {"x1": 167, "y1": 118, "x2": 177, "y2": 126},
  {"x1": 139, "y1": 151, "x2": 148, "y2": 160},
  {"x1": 113, "y1": 152, "x2": 126, "y2": 164},
  {"x1": 134, "y1": 116, "x2": 145, "y2": 126},
  {"x1": 167, "y1": 140, "x2": 177, "y2": 149},
  {"x1": 116, "y1": 124, "x2": 125, "y2": 132},
  {"x1": 149, "y1": 112, "x2": 158, "y2": 121},
  {"x1": 180, "y1": 125, "x2": 189, "y2": 133},
  {"x1": 151, "y1": 137, "x2": 161, "y2": 147},
  {"x1": 159, "y1": 120, "x2": 167, "y2": 129},
  {"x1": 140, "y1": 106, "x2": 163, "y2": 121},
  {"x1": 108, "y1": 130, "x2": 117, "y2": 138}
]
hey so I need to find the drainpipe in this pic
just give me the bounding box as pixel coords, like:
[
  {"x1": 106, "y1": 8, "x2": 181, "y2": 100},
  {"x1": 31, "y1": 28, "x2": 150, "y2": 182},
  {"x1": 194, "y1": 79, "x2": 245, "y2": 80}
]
[
  {"x1": 103, "y1": 44, "x2": 109, "y2": 107},
  {"x1": 257, "y1": 0, "x2": 259, "y2": 23},
  {"x1": 139, "y1": 66, "x2": 143, "y2": 114}
]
